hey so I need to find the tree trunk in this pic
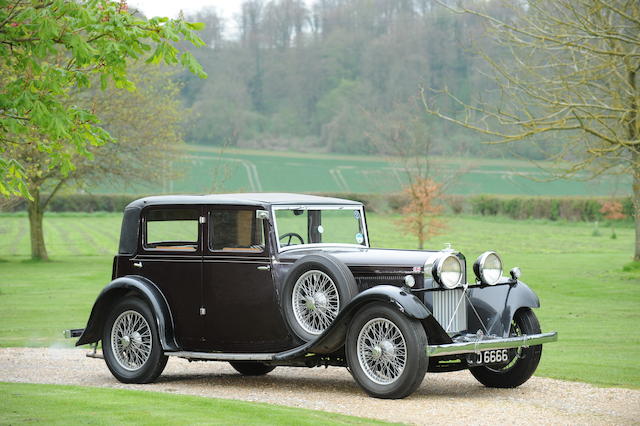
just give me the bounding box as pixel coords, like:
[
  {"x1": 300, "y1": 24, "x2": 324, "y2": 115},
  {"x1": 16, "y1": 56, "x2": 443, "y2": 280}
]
[
  {"x1": 630, "y1": 67, "x2": 639, "y2": 262},
  {"x1": 634, "y1": 157, "x2": 640, "y2": 262},
  {"x1": 27, "y1": 188, "x2": 49, "y2": 261}
]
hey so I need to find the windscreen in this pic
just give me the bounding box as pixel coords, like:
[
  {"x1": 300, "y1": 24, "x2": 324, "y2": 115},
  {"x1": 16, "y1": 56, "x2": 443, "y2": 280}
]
[{"x1": 274, "y1": 207, "x2": 366, "y2": 248}]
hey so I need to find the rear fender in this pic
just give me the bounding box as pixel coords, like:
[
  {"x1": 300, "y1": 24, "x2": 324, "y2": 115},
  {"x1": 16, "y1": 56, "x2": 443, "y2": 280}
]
[
  {"x1": 76, "y1": 275, "x2": 179, "y2": 351},
  {"x1": 467, "y1": 280, "x2": 540, "y2": 337}
]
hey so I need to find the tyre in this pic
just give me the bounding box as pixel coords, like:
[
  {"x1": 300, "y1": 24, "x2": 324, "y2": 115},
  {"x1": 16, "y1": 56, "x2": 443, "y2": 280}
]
[
  {"x1": 229, "y1": 361, "x2": 276, "y2": 376},
  {"x1": 102, "y1": 297, "x2": 168, "y2": 384},
  {"x1": 469, "y1": 308, "x2": 543, "y2": 388},
  {"x1": 282, "y1": 254, "x2": 358, "y2": 342},
  {"x1": 345, "y1": 303, "x2": 428, "y2": 399}
]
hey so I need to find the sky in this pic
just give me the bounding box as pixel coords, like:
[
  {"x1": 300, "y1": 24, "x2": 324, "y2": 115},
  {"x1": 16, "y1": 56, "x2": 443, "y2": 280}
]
[{"x1": 129, "y1": 0, "x2": 241, "y2": 21}]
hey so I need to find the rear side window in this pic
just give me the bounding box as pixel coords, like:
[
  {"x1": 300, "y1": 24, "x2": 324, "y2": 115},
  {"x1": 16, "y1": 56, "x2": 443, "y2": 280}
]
[
  {"x1": 145, "y1": 208, "x2": 199, "y2": 251},
  {"x1": 209, "y1": 209, "x2": 264, "y2": 252}
]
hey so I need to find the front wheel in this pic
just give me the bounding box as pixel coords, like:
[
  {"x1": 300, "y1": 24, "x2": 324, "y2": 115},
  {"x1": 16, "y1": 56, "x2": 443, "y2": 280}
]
[
  {"x1": 469, "y1": 308, "x2": 542, "y2": 388},
  {"x1": 345, "y1": 303, "x2": 428, "y2": 399},
  {"x1": 102, "y1": 297, "x2": 168, "y2": 384}
]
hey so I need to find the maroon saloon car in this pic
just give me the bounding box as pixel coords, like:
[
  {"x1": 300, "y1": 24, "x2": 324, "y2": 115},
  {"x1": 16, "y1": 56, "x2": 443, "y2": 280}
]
[{"x1": 67, "y1": 193, "x2": 557, "y2": 399}]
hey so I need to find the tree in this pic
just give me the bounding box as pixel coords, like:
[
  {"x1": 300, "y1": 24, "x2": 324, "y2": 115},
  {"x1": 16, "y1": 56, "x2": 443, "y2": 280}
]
[
  {"x1": 422, "y1": 0, "x2": 640, "y2": 260},
  {"x1": 5, "y1": 66, "x2": 187, "y2": 260},
  {"x1": 600, "y1": 200, "x2": 626, "y2": 239},
  {"x1": 398, "y1": 177, "x2": 446, "y2": 249},
  {"x1": 0, "y1": 0, "x2": 206, "y2": 197},
  {"x1": 367, "y1": 98, "x2": 451, "y2": 249}
]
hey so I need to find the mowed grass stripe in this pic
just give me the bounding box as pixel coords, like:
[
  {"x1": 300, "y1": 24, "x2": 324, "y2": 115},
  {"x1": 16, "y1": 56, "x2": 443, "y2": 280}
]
[
  {"x1": 46, "y1": 217, "x2": 83, "y2": 256},
  {"x1": 0, "y1": 216, "x2": 26, "y2": 256},
  {"x1": 7, "y1": 217, "x2": 26, "y2": 256},
  {"x1": 72, "y1": 218, "x2": 118, "y2": 255}
]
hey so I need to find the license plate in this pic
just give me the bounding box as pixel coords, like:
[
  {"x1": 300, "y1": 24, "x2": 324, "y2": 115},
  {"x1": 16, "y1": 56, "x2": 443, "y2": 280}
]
[{"x1": 467, "y1": 349, "x2": 510, "y2": 366}]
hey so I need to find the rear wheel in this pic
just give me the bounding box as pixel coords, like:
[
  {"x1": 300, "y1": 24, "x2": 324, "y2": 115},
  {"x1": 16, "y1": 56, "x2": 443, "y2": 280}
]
[
  {"x1": 345, "y1": 303, "x2": 428, "y2": 399},
  {"x1": 469, "y1": 308, "x2": 542, "y2": 388},
  {"x1": 229, "y1": 361, "x2": 276, "y2": 376},
  {"x1": 102, "y1": 297, "x2": 168, "y2": 384}
]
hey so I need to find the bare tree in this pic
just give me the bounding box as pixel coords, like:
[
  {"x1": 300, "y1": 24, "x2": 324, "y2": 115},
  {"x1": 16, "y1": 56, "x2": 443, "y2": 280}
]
[
  {"x1": 368, "y1": 98, "x2": 450, "y2": 249},
  {"x1": 422, "y1": 0, "x2": 640, "y2": 260}
]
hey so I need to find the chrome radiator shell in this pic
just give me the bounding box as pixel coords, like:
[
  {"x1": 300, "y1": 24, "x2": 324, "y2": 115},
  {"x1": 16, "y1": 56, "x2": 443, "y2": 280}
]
[{"x1": 432, "y1": 288, "x2": 467, "y2": 333}]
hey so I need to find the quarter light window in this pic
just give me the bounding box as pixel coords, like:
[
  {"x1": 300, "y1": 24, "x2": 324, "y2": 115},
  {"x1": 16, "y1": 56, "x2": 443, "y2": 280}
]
[
  {"x1": 210, "y1": 209, "x2": 264, "y2": 252},
  {"x1": 145, "y1": 208, "x2": 199, "y2": 251}
]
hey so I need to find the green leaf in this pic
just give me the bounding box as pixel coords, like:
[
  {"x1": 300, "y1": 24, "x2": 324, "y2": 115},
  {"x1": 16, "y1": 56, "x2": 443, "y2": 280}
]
[{"x1": 186, "y1": 22, "x2": 206, "y2": 31}]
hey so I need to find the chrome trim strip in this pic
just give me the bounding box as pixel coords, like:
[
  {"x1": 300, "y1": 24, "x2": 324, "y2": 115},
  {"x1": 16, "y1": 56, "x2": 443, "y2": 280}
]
[
  {"x1": 426, "y1": 331, "x2": 558, "y2": 357},
  {"x1": 165, "y1": 351, "x2": 276, "y2": 361}
]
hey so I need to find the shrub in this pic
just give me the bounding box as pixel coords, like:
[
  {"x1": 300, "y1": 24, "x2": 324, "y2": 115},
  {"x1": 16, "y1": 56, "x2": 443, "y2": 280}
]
[{"x1": 469, "y1": 195, "x2": 633, "y2": 222}]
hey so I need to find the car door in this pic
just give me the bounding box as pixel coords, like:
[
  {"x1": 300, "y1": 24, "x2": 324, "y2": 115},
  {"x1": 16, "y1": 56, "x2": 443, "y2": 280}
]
[
  {"x1": 202, "y1": 206, "x2": 290, "y2": 352},
  {"x1": 132, "y1": 205, "x2": 203, "y2": 350}
]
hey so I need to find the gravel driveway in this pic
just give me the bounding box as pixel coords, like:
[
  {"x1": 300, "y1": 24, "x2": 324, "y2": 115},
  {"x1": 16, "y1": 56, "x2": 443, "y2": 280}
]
[{"x1": 1, "y1": 348, "x2": 638, "y2": 425}]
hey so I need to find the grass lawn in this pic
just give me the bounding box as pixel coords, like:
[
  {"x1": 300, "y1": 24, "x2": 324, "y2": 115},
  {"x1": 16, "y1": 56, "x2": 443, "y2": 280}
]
[
  {"x1": 0, "y1": 212, "x2": 638, "y2": 388},
  {"x1": 0, "y1": 382, "x2": 388, "y2": 425}
]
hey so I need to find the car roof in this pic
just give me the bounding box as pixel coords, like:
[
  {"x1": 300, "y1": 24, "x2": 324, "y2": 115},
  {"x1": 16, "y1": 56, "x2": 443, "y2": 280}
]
[{"x1": 126, "y1": 193, "x2": 363, "y2": 209}]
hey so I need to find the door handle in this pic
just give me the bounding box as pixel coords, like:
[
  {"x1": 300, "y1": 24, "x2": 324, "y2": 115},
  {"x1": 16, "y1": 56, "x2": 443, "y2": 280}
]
[
  {"x1": 133, "y1": 262, "x2": 143, "y2": 268},
  {"x1": 257, "y1": 265, "x2": 271, "y2": 271}
]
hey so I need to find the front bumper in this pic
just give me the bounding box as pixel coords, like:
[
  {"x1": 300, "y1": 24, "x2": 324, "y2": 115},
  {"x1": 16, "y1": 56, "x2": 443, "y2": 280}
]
[{"x1": 426, "y1": 331, "x2": 558, "y2": 357}]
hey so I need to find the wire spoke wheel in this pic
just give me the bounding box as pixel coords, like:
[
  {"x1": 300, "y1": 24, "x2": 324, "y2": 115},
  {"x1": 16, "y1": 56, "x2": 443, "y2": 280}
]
[
  {"x1": 356, "y1": 318, "x2": 407, "y2": 385},
  {"x1": 291, "y1": 270, "x2": 340, "y2": 335},
  {"x1": 110, "y1": 310, "x2": 153, "y2": 371}
]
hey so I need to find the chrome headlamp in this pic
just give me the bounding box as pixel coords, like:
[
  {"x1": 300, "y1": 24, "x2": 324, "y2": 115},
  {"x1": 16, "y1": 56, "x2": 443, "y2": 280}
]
[
  {"x1": 473, "y1": 251, "x2": 503, "y2": 285},
  {"x1": 428, "y1": 253, "x2": 463, "y2": 289}
]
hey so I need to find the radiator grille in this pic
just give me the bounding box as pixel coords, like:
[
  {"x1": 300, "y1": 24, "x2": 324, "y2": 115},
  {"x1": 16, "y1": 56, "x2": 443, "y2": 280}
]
[{"x1": 433, "y1": 289, "x2": 467, "y2": 333}]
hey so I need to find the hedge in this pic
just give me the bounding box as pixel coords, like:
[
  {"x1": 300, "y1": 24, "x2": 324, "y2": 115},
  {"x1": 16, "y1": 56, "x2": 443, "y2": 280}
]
[
  {"x1": 0, "y1": 194, "x2": 142, "y2": 213},
  {"x1": 0, "y1": 192, "x2": 634, "y2": 223},
  {"x1": 469, "y1": 194, "x2": 634, "y2": 222}
]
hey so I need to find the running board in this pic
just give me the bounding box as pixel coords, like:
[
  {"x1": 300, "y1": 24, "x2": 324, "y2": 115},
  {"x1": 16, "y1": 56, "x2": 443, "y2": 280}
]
[{"x1": 165, "y1": 351, "x2": 277, "y2": 361}]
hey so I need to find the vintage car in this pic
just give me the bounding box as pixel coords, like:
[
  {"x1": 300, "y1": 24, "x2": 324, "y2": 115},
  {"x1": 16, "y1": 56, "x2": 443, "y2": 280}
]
[{"x1": 67, "y1": 193, "x2": 557, "y2": 399}]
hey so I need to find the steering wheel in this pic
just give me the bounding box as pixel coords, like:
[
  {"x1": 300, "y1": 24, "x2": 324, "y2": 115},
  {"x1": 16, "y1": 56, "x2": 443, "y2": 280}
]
[{"x1": 279, "y1": 232, "x2": 304, "y2": 247}]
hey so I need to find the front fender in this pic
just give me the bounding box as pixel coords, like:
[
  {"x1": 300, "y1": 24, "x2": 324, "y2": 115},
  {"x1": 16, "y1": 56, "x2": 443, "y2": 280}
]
[
  {"x1": 300, "y1": 285, "x2": 432, "y2": 355},
  {"x1": 76, "y1": 275, "x2": 179, "y2": 351},
  {"x1": 467, "y1": 280, "x2": 540, "y2": 337}
]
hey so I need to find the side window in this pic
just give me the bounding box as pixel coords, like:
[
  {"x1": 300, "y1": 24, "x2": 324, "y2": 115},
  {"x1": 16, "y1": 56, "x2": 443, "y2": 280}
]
[
  {"x1": 210, "y1": 209, "x2": 265, "y2": 253},
  {"x1": 144, "y1": 208, "x2": 199, "y2": 251}
]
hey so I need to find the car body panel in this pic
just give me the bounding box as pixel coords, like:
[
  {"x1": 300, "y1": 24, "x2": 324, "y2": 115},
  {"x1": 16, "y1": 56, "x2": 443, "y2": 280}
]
[
  {"x1": 76, "y1": 275, "x2": 179, "y2": 351},
  {"x1": 466, "y1": 280, "x2": 540, "y2": 337}
]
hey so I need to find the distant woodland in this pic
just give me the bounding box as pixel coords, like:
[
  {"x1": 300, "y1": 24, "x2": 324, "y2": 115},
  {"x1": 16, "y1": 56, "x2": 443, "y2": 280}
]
[{"x1": 172, "y1": 0, "x2": 552, "y2": 159}]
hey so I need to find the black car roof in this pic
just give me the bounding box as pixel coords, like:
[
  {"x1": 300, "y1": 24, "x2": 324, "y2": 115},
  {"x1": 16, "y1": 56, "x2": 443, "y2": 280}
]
[
  {"x1": 126, "y1": 193, "x2": 363, "y2": 209},
  {"x1": 118, "y1": 193, "x2": 362, "y2": 255}
]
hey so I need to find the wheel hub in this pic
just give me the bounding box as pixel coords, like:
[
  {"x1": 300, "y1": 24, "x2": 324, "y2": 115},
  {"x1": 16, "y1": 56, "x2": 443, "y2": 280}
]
[
  {"x1": 380, "y1": 340, "x2": 395, "y2": 358},
  {"x1": 313, "y1": 292, "x2": 328, "y2": 309},
  {"x1": 120, "y1": 335, "x2": 131, "y2": 348},
  {"x1": 304, "y1": 296, "x2": 316, "y2": 311}
]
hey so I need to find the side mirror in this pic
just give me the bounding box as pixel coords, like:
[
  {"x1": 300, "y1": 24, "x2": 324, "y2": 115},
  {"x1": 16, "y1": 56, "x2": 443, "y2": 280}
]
[{"x1": 256, "y1": 210, "x2": 269, "y2": 220}]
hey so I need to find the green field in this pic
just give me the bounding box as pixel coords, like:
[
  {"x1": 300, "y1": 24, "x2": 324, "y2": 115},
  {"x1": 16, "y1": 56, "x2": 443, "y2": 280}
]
[
  {"x1": 0, "y1": 212, "x2": 638, "y2": 389},
  {"x1": 95, "y1": 146, "x2": 630, "y2": 196},
  {"x1": 0, "y1": 382, "x2": 387, "y2": 425}
]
